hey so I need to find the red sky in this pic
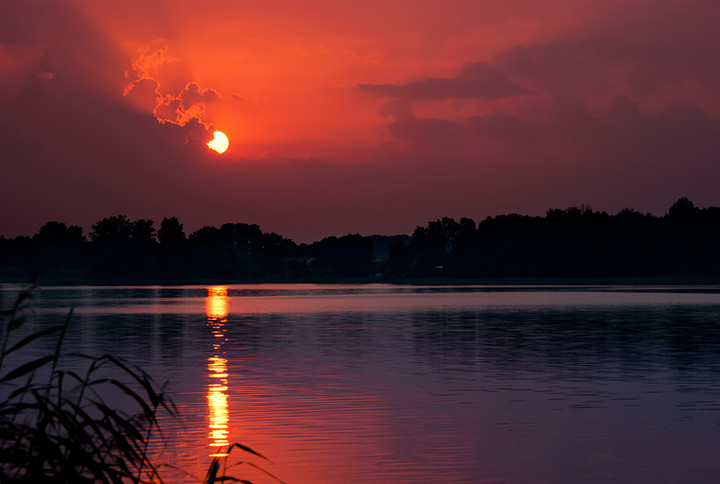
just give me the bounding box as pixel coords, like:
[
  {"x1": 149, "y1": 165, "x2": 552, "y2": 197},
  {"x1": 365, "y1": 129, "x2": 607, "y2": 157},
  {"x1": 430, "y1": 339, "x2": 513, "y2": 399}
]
[{"x1": 1, "y1": 0, "x2": 719, "y2": 241}]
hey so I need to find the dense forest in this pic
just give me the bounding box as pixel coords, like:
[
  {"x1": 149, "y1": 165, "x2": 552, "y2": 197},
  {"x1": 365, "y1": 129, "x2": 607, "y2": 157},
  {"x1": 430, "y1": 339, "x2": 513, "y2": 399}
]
[{"x1": 1, "y1": 198, "x2": 719, "y2": 282}]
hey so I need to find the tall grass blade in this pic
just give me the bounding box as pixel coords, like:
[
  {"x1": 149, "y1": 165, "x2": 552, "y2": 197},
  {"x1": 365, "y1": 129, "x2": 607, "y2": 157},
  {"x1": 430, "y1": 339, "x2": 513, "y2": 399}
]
[
  {"x1": 0, "y1": 355, "x2": 54, "y2": 383},
  {"x1": 108, "y1": 379, "x2": 156, "y2": 423},
  {"x1": 5, "y1": 325, "x2": 65, "y2": 356},
  {"x1": 227, "y1": 442, "x2": 269, "y2": 461},
  {"x1": 1, "y1": 289, "x2": 280, "y2": 484},
  {"x1": 7, "y1": 315, "x2": 26, "y2": 332},
  {"x1": 50, "y1": 307, "x2": 73, "y2": 372},
  {"x1": 244, "y1": 461, "x2": 287, "y2": 484}
]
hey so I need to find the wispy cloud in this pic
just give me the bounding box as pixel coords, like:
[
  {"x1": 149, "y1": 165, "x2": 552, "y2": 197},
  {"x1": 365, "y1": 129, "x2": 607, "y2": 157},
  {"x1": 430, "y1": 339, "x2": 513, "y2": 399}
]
[{"x1": 357, "y1": 62, "x2": 529, "y2": 100}]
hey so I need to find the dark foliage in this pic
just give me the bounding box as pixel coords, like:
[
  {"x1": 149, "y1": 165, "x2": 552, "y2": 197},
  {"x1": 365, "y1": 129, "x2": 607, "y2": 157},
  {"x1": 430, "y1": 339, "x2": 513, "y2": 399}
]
[
  {"x1": 1, "y1": 197, "x2": 720, "y2": 281},
  {"x1": 388, "y1": 198, "x2": 720, "y2": 279},
  {"x1": 309, "y1": 234, "x2": 375, "y2": 278},
  {"x1": 0, "y1": 288, "x2": 282, "y2": 483},
  {"x1": 0, "y1": 287, "x2": 175, "y2": 482}
]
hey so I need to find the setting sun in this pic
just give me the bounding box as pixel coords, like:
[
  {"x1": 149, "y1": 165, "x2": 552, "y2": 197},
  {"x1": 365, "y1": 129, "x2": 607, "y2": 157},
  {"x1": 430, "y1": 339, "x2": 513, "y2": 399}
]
[{"x1": 207, "y1": 131, "x2": 229, "y2": 154}]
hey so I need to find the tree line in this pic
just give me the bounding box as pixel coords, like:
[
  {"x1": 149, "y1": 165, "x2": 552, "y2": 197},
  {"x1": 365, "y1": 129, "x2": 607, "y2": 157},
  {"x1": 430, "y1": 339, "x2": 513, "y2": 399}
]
[
  {"x1": 389, "y1": 198, "x2": 720, "y2": 279},
  {"x1": 1, "y1": 198, "x2": 719, "y2": 282},
  {"x1": 0, "y1": 215, "x2": 375, "y2": 281}
]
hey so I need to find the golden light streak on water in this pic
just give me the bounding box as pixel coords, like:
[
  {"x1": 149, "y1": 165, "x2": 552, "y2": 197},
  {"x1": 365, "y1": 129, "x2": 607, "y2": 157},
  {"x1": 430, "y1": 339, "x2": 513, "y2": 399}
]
[
  {"x1": 206, "y1": 286, "x2": 228, "y2": 320},
  {"x1": 206, "y1": 286, "x2": 230, "y2": 457},
  {"x1": 207, "y1": 356, "x2": 230, "y2": 456}
]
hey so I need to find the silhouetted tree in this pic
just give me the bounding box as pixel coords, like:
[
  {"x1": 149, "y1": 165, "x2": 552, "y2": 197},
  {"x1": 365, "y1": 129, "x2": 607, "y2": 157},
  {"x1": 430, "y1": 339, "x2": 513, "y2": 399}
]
[
  {"x1": 158, "y1": 217, "x2": 186, "y2": 246},
  {"x1": 187, "y1": 226, "x2": 231, "y2": 277},
  {"x1": 668, "y1": 197, "x2": 698, "y2": 218},
  {"x1": 89, "y1": 216, "x2": 158, "y2": 278},
  {"x1": 131, "y1": 219, "x2": 156, "y2": 244},
  {"x1": 35, "y1": 221, "x2": 85, "y2": 245},
  {"x1": 310, "y1": 234, "x2": 374, "y2": 278},
  {"x1": 3, "y1": 197, "x2": 720, "y2": 282},
  {"x1": 32, "y1": 222, "x2": 88, "y2": 277},
  {"x1": 386, "y1": 239, "x2": 412, "y2": 278},
  {"x1": 220, "y1": 223, "x2": 264, "y2": 275},
  {"x1": 0, "y1": 236, "x2": 34, "y2": 280},
  {"x1": 90, "y1": 216, "x2": 133, "y2": 245},
  {"x1": 256, "y1": 231, "x2": 297, "y2": 277},
  {"x1": 386, "y1": 197, "x2": 720, "y2": 280},
  {"x1": 400, "y1": 217, "x2": 476, "y2": 275},
  {"x1": 158, "y1": 216, "x2": 186, "y2": 277}
]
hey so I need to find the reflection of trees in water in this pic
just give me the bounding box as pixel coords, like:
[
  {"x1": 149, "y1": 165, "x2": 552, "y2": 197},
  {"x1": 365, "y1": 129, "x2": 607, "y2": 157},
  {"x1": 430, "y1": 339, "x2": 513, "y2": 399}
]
[
  {"x1": 217, "y1": 313, "x2": 375, "y2": 362},
  {"x1": 223, "y1": 315, "x2": 277, "y2": 359},
  {"x1": 194, "y1": 305, "x2": 720, "y2": 383},
  {"x1": 14, "y1": 310, "x2": 211, "y2": 372},
  {"x1": 315, "y1": 313, "x2": 374, "y2": 356},
  {"x1": 409, "y1": 307, "x2": 720, "y2": 377}
]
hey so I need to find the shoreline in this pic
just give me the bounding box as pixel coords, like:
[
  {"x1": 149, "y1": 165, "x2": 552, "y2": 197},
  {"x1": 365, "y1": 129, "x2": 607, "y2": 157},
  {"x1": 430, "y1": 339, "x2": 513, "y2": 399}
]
[{"x1": 3, "y1": 276, "x2": 720, "y2": 287}]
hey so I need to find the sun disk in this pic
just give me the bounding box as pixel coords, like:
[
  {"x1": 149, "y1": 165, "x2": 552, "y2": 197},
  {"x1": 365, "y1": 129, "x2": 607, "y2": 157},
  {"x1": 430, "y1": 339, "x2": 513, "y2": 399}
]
[{"x1": 207, "y1": 131, "x2": 229, "y2": 154}]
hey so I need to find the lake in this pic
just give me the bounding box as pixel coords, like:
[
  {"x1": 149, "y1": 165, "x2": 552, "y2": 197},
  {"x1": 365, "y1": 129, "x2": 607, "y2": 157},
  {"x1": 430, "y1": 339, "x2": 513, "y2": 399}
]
[{"x1": 2, "y1": 284, "x2": 720, "y2": 483}]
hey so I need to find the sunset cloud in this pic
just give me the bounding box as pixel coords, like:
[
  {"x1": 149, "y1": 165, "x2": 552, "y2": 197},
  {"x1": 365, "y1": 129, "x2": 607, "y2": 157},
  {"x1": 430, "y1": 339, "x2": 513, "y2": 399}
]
[
  {"x1": 490, "y1": 34, "x2": 720, "y2": 116},
  {"x1": 378, "y1": 99, "x2": 464, "y2": 153},
  {"x1": 357, "y1": 62, "x2": 528, "y2": 100},
  {"x1": 123, "y1": 44, "x2": 168, "y2": 96},
  {"x1": 123, "y1": 45, "x2": 221, "y2": 129}
]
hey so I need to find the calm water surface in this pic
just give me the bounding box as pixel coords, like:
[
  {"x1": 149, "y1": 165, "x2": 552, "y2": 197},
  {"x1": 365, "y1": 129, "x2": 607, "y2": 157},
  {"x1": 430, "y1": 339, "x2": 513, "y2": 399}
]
[{"x1": 2, "y1": 284, "x2": 720, "y2": 483}]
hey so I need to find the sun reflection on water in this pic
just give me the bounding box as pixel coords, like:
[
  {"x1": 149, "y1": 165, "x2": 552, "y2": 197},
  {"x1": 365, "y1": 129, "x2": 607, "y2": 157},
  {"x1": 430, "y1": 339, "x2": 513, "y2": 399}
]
[
  {"x1": 206, "y1": 286, "x2": 229, "y2": 320},
  {"x1": 206, "y1": 286, "x2": 230, "y2": 457}
]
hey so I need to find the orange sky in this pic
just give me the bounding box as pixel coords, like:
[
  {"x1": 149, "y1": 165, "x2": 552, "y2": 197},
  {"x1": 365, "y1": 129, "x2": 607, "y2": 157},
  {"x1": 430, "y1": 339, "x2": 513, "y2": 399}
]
[
  {"x1": 1, "y1": 0, "x2": 719, "y2": 241},
  {"x1": 85, "y1": 0, "x2": 669, "y2": 158}
]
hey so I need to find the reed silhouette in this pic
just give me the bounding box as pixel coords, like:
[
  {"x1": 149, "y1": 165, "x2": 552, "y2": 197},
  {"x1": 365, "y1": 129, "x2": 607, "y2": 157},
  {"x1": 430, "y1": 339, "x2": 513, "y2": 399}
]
[{"x1": 0, "y1": 286, "x2": 283, "y2": 483}]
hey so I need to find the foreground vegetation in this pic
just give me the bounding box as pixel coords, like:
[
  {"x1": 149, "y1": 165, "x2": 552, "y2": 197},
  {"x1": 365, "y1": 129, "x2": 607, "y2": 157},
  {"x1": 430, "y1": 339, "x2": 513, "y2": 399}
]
[
  {"x1": 0, "y1": 287, "x2": 281, "y2": 483},
  {"x1": 1, "y1": 198, "x2": 720, "y2": 282}
]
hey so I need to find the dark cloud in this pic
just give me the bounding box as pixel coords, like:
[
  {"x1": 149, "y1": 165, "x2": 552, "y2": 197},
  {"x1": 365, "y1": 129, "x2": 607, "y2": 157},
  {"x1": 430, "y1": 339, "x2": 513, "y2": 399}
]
[
  {"x1": 467, "y1": 111, "x2": 545, "y2": 142},
  {"x1": 154, "y1": 96, "x2": 183, "y2": 124},
  {"x1": 493, "y1": 40, "x2": 626, "y2": 96},
  {"x1": 389, "y1": 118, "x2": 465, "y2": 153},
  {"x1": 0, "y1": 0, "x2": 127, "y2": 96},
  {"x1": 375, "y1": 90, "x2": 720, "y2": 201},
  {"x1": 378, "y1": 99, "x2": 414, "y2": 120},
  {"x1": 493, "y1": 36, "x2": 720, "y2": 100},
  {"x1": 179, "y1": 82, "x2": 219, "y2": 110},
  {"x1": 123, "y1": 78, "x2": 159, "y2": 112},
  {"x1": 378, "y1": 99, "x2": 464, "y2": 152},
  {"x1": 357, "y1": 62, "x2": 529, "y2": 100},
  {"x1": 367, "y1": 0, "x2": 720, "y2": 215}
]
